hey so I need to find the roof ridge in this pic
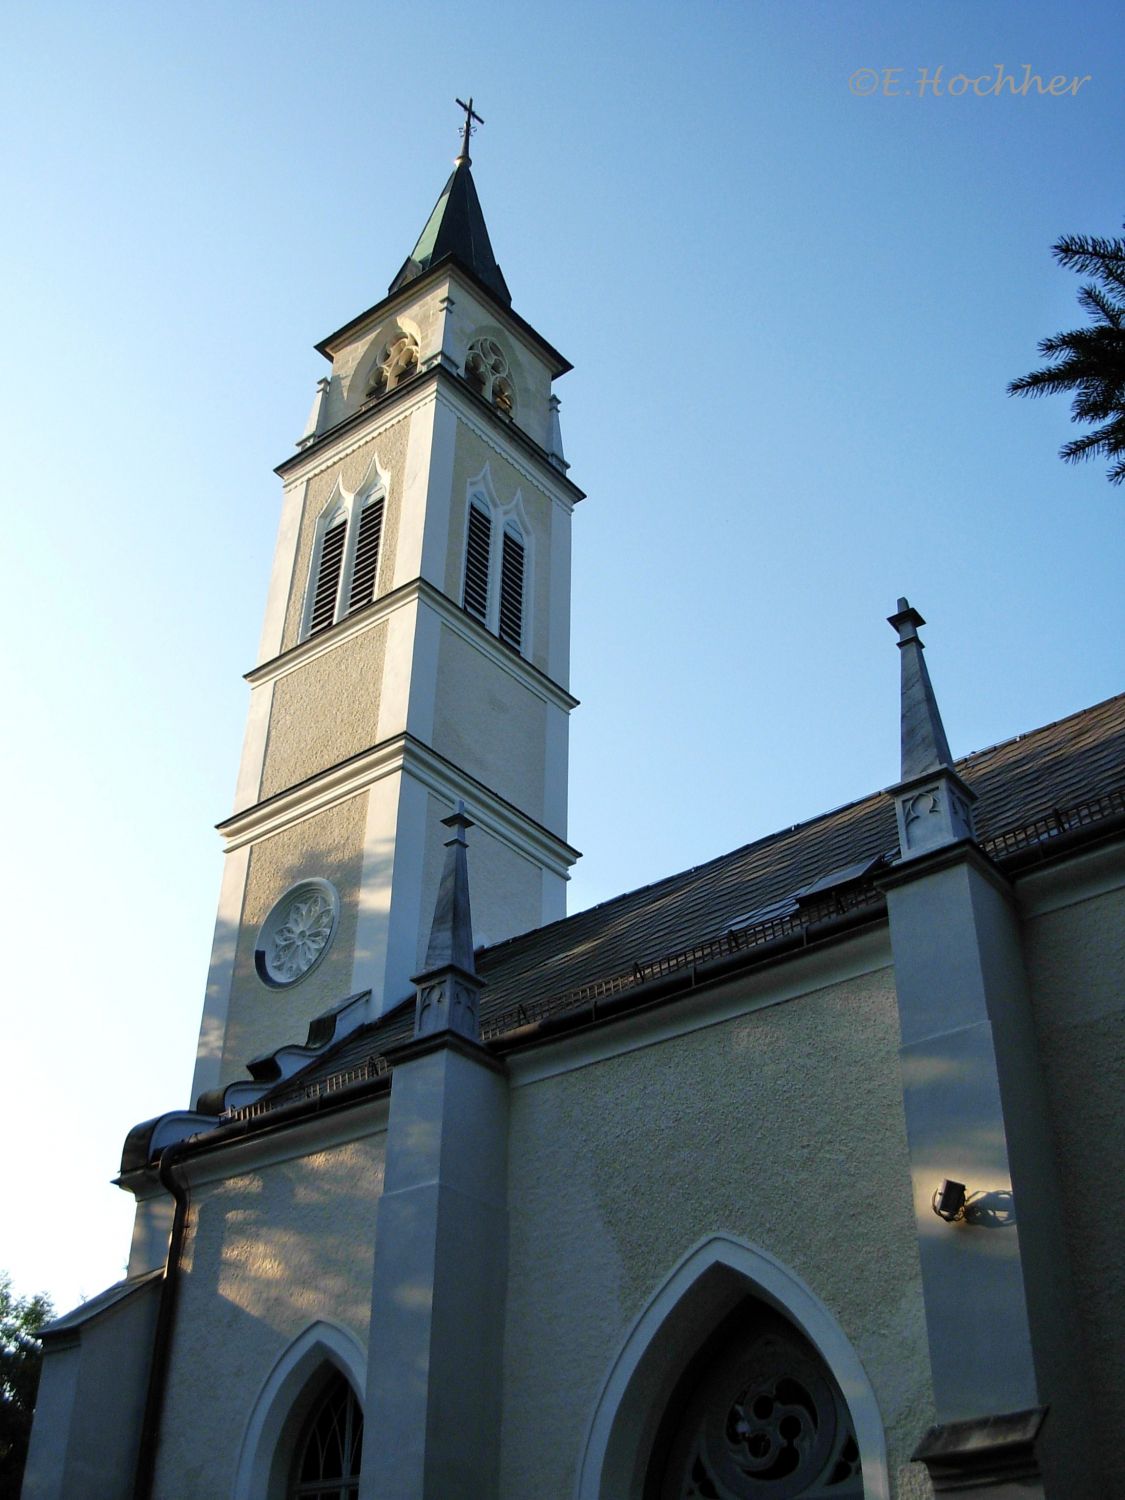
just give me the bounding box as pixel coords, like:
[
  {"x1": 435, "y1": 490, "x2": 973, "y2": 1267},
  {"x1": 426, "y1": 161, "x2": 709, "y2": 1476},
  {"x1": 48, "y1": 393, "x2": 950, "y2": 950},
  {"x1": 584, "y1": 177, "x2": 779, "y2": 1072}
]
[
  {"x1": 953, "y1": 689, "x2": 1125, "y2": 767},
  {"x1": 478, "y1": 692, "x2": 1125, "y2": 967}
]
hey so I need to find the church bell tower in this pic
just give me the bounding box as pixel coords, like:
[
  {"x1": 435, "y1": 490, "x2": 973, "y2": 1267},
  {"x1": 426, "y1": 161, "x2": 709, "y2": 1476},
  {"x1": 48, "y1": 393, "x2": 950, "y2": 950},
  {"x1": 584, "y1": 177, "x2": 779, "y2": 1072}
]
[{"x1": 191, "y1": 105, "x2": 582, "y2": 1104}]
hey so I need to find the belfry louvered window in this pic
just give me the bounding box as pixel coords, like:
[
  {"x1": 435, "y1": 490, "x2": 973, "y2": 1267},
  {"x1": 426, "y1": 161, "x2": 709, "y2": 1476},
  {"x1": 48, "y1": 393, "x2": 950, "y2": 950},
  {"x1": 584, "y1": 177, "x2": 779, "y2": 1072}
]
[
  {"x1": 347, "y1": 496, "x2": 385, "y2": 613},
  {"x1": 463, "y1": 503, "x2": 492, "y2": 622},
  {"x1": 308, "y1": 517, "x2": 347, "y2": 635},
  {"x1": 498, "y1": 525, "x2": 525, "y2": 648},
  {"x1": 304, "y1": 491, "x2": 387, "y2": 640}
]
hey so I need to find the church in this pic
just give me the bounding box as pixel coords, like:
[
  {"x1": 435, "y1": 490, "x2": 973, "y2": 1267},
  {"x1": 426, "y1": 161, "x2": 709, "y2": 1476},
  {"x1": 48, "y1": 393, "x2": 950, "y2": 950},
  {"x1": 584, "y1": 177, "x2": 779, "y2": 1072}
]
[{"x1": 22, "y1": 106, "x2": 1125, "y2": 1500}]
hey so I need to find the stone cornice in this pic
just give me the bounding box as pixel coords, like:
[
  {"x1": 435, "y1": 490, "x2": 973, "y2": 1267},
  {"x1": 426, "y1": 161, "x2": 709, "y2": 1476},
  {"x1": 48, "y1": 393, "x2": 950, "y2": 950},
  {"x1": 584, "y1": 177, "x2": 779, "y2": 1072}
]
[
  {"x1": 244, "y1": 576, "x2": 578, "y2": 712},
  {"x1": 216, "y1": 731, "x2": 580, "y2": 875}
]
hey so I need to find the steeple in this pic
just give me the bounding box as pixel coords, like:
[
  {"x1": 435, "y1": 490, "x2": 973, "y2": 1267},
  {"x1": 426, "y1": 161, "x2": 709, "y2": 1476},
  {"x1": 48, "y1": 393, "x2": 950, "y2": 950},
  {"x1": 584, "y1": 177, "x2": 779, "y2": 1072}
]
[
  {"x1": 388, "y1": 97, "x2": 511, "y2": 306},
  {"x1": 189, "y1": 114, "x2": 580, "y2": 1106},
  {"x1": 886, "y1": 598, "x2": 976, "y2": 860}
]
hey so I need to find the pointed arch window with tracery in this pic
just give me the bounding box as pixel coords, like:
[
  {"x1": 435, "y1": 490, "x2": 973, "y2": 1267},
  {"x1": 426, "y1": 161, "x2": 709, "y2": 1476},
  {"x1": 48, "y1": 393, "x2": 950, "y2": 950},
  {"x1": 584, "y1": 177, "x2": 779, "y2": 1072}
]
[
  {"x1": 289, "y1": 1371, "x2": 363, "y2": 1500},
  {"x1": 646, "y1": 1303, "x2": 862, "y2": 1500},
  {"x1": 464, "y1": 335, "x2": 515, "y2": 415},
  {"x1": 364, "y1": 332, "x2": 419, "y2": 400}
]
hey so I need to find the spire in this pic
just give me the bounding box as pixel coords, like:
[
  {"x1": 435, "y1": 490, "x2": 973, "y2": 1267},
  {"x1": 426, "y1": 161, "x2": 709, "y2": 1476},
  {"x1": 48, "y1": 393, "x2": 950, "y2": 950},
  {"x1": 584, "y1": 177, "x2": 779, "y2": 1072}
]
[
  {"x1": 388, "y1": 98, "x2": 511, "y2": 306},
  {"x1": 888, "y1": 597, "x2": 955, "y2": 780},
  {"x1": 412, "y1": 804, "x2": 485, "y2": 1041},
  {"x1": 886, "y1": 598, "x2": 976, "y2": 860}
]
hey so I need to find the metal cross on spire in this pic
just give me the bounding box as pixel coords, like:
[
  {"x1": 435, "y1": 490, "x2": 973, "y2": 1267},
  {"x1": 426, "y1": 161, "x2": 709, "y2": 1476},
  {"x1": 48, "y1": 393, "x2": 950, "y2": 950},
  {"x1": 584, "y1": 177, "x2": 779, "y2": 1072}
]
[{"x1": 454, "y1": 96, "x2": 483, "y2": 166}]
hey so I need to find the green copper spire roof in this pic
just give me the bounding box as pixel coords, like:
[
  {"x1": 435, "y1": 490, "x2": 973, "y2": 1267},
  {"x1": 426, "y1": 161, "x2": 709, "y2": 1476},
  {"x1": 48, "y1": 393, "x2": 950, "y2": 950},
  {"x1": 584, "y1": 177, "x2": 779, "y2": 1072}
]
[{"x1": 389, "y1": 159, "x2": 511, "y2": 307}]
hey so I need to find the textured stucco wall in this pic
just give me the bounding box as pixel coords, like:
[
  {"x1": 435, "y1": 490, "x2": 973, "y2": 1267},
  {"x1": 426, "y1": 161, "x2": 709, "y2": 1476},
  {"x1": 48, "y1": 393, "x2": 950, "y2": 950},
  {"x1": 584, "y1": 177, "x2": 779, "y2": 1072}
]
[
  {"x1": 153, "y1": 1131, "x2": 385, "y2": 1500},
  {"x1": 1022, "y1": 876, "x2": 1125, "y2": 1491},
  {"x1": 500, "y1": 968, "x2": 936, "y2": 1499},
  {"x1": 259, "y1": 622, "x2": 388, "y2": 799},
  {"x1": 221, "y1": 792, "x2": 367, "y2": 1082},
  {"x1": 432, "y1": 627, "x2": 548, "y2": 823},
  {"x1": 445, "y1": 423, "x2": 554, "y2": 675},
  {"x1": 281, "y1": 423, "x2": 409, "y2": 652}
]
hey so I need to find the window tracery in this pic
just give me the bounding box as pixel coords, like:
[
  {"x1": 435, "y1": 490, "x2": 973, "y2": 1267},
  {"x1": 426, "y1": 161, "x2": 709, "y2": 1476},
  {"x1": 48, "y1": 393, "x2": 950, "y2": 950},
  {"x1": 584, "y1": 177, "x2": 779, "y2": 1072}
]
[
  {"x1": 365, "y1": 332, "x2": 419, "y2": 399},
  {"x1": 649, "y1": 1305, "x2": 862, "y2": 1500},
  {"x1": 464, "y1": 335, "x2": 515, "y2": 415},
  {"x1": 289, "y1": 1371, "x2": 363, "y2": 1500}
]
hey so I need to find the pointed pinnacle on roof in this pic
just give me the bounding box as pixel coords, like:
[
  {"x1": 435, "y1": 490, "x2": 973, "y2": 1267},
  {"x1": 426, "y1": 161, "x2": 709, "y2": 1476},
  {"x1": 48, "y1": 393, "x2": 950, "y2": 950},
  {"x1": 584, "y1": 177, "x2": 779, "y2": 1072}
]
[
  {"x1": 888, "y1": 597, "x2": 955, "y2": 780},
  {"x1": 412, "y1": 802, "x2": 485, "y2": 1042},
  {"x1": 422, "y1": 801, "x2": 478, "y2": 976}
]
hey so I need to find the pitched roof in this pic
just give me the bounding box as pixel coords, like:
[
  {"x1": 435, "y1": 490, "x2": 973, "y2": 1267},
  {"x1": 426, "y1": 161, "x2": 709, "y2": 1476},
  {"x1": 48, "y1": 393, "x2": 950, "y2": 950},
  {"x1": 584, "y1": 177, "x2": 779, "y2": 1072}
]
[
  {"x1": 388, "y1": 162, "x2": 511, "y2": 306},
  {"x1": 242, "y1": 693, "x2": 1125, "y2": 1111}
]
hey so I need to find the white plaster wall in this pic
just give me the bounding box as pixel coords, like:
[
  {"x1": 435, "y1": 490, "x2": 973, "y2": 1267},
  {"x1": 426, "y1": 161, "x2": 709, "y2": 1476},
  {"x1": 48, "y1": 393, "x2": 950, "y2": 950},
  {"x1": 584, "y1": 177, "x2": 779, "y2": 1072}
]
[
  {"x1": 499, "y1": 968, "x2": 936, "y2": 1499},
  {"x1": 221, "y1": 792, "x2": 368, "y2": 1083},
  {"x1": 1022, "y1": 876, "x2": 1125, "y2": 1493},
  {"x1": 432, "y1": 626, "x2": 548, "y2": 823},
  {"x1": 153, "y1": 1130, "x2": 386, "y2": 1500}
]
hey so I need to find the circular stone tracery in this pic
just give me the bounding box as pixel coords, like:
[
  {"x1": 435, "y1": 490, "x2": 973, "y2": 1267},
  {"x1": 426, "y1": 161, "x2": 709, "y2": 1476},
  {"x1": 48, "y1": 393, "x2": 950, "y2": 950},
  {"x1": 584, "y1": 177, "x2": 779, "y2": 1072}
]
[
  {"x1": 255, "y1": 879, "x2": 339, "y2": 988},
  {"x1": 658, "y1": 1313, "x2": 862, "y2": 1500},
  {"x1": 465, "y1": 335, "x2": 515, "y2": 414}
]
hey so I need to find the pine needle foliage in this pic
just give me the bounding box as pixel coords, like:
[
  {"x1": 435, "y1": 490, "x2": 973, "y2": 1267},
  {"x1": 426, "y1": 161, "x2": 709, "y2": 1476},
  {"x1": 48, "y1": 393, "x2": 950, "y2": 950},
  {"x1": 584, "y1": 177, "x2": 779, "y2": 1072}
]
[
  {"x1": 0, "y1": 1273, "x2": 53, "y2": 1500},
  {"x1": 1008, "y1": 224, "x2": 1125, "y2": 484}
]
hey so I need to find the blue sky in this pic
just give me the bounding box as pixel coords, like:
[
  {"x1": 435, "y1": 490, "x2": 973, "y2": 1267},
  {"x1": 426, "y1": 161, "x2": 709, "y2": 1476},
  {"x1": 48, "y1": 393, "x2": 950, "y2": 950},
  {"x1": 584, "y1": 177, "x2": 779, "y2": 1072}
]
[{"x1": 2, "y1": 2, "x2": 1121, "y2": 1310}]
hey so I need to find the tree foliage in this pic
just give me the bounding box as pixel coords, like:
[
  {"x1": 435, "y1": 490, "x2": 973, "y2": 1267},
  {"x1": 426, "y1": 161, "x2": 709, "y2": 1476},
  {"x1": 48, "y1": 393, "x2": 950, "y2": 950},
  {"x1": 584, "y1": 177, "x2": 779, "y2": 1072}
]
[
  {"x1": 0, "y1": 1273, "x2": 53, "y2": 1500},
  {"x1": 1009, "y1": 223, "x2": 1125, "y2": 484}
]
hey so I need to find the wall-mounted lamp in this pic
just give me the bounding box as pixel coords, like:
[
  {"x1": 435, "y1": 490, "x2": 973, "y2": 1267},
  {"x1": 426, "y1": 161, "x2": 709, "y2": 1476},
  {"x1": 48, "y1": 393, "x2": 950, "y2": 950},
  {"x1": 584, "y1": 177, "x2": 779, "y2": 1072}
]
[{"x1": 932, "y1": 1179, "x2": 967, "y2": 1223}]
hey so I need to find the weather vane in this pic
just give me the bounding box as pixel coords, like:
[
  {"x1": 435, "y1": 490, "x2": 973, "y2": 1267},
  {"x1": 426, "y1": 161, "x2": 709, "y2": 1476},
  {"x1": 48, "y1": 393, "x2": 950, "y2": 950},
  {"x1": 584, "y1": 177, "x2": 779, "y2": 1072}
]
[{"x1": 454, "y1": 96, "x2": 483, "y2": 166}]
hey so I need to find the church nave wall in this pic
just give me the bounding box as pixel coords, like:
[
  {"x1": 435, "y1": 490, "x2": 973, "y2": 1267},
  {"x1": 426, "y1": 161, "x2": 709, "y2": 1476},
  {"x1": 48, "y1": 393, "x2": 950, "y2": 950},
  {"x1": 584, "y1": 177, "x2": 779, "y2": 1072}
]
[
  {"x1": 1019, "y1": 866, "x2": 1125, "y2": 1495},
  {"x1": 499, "y1": 963, "x2": 936, "y2": 1499},
  {"x1": 151, "y1": 1124, "x2": 385, "y2": 1500}
]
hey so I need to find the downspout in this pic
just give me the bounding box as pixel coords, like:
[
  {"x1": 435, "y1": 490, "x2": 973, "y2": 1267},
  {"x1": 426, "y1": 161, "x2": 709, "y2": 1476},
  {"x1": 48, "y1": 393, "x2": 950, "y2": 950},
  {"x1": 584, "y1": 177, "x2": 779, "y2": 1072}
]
[{"x1": 132, "y1": 1143, "x2": 190, "y2": 1500}]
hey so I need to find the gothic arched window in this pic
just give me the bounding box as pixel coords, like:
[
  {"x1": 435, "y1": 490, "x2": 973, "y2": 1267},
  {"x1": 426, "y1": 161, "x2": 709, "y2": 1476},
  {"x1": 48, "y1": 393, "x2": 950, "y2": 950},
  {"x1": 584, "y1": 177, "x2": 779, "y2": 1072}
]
[
  {"x1": 304, "y1": 488, "x2": 386, "y2": 638},
  {"x1": 289, "y1": 1371, "x2": 363, "y2": 1500},
  {"x1": 364, "y1": 332, "x2": 419, "y2": 400},
  {"x1": 645, "y1": 1302, "x2": 862, "y2": 1500},
  {"x1": 461, "y1": 496, "x2": 528, "y2": 653},
  {"x1": 464, "y1": 335, "x2": 515, "y2": 416}
]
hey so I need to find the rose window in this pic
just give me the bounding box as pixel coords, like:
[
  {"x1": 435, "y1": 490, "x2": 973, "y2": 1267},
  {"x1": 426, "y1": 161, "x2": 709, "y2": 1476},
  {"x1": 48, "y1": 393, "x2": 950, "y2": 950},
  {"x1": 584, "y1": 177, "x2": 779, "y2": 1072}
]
[
  {"x1": 652, "y1": 1309, "x2": 862, "y2": 1499},
  {"x1": 256, "y1": 879, "x2": 339, "y2": 988},
  {"x1": 365, "y1": 333, "x2": 419, "y2": 399},
  {"x1": 465, "y1": 336, "x2": 515, "y2": 415}
]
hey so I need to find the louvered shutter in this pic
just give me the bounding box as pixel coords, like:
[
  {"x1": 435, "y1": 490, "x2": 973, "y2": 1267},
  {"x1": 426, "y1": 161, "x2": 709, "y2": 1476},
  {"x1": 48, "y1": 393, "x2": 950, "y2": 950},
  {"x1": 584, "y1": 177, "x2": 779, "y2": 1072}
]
[
  {"x1": 463, "y1": 504, "x2": 491, "y2": 621},
  {"x1": 347, "y1": 496, "x2": 384, "y2": 613},
  {"x1": 308, "y1": 519, "x2": 347, "y2": 634},
  {"x1": 499, "y1": 527, "x2": 525, "y2": 649}
]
